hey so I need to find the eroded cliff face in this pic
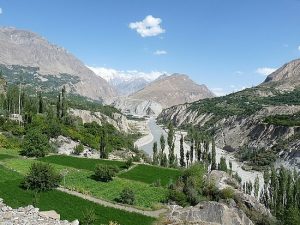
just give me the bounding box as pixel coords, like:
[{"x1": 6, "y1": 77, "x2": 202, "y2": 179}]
[
  {"x1": 69, "y1": 108, "x2": 130, "y2": 133},
  {"x1": 159, "y1": 105, "x2": 300, "y2": 168}
]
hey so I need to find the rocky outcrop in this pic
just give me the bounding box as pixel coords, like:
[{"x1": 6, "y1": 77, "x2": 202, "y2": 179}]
[
  {"x1": 262, "y1": 58, "x2": 300, "y2": 91},
  {"x1": 111, "y1": 97, "x2": 163, "y2": 116},
  {"x1": 0, "y1": 27, "x2": 116, "y2": 100},
  {"x1": 0, "y1": 199, "x2": 78, "y2": 225},
  {"x1": 166, "y1": 202, "x2": 254, "y2": 225},
  {"x1": 69, "y1": 108, "x2": 130, "y2": 133}
]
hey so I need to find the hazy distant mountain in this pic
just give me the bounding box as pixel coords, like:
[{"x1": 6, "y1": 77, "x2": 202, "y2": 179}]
[
  {"x1": 129, "y1": 73, "x2": 215, "y2": 108},
  {"x1": 261, "y1": 58, "x2": 300, "y2": 91},
  {"x1": 89, "y1": 67, "x2": 165, "y2": 96},
  {"x1": 0, "y1": 27, "x2": 116, "y2": 100}
]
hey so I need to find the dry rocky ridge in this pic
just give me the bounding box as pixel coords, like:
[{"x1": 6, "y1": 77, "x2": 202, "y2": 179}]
[
  {"x1": 159, "y1": 104, "x2": 300, "y2": 169},
  {"x1": 0, "y1": 198, "x2": 78, "y2": 225},
  {"x1": 0, "y1": 27, "x2": 116, "y2": 100},
  {"x1": 111, "y1": 74, "x2": 215, "y2": 116},
  {"x1": 261, "y1": 58, "x2": 300, "y2": 91}
]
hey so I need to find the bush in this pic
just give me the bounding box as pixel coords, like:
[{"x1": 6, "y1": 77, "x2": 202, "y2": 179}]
[
  {"x1": 22, "y1": 162, "x2": 62, "y2": 192},
  {"x1": 93, "y1": 164, "x2": 119, "y2": 182},
  {"x1": 220, "y1": 187, "x2": 234, "y2": 199},
  {"x1": 125, "y1": 158, "x2": 133, "y2": 169},
  {"x1": 117, "y1": 188, "x2": 135, "y2": 205},
  {"x1": 81, "y1": 208, "x2": 96, "y2": 225},
  {"x1": 73, "y1": 143, "x2": 84, "y2": 155},
  {"x1": 20, "y1": 129, "x2": 50, "y2": 157},
  {"x1": 167, "y1": 190, "x2": 188, "y2": 206}
]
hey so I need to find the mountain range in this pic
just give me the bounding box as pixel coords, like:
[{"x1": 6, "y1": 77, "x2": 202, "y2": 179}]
[
  {"x1": 0, "y1": 27, "x2": 116, "y2": 101},
  {"x1": 0, "y1": 27, "x2": 214, "y2": 112}
]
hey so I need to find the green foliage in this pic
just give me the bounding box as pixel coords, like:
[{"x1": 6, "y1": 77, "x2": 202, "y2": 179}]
[
  {"x1": 237, "y1": 147, "x2": 276, "y2": 170},
  {"x1": 264, "y1": 113, "x2": 300, "y2": 127},
  {"x1": 21, "y1": 129, "x2": 50, "y2": 157},
  {"x1": 22, "y1": 162, "x2": 62, "y2": 192},
  {"x1": 169, "y1": 163, "x2": 206, "y2": 206},
  {"x1": 73, "y1": 143, "x2": 84, "y2": 155},
  {"x1": 38, "y1": 155, "x2": 125, "y2": 171},
  {"x1": 117, "y1": 188, "x2": 135, "y2": 205},
  {"x1": 0, "y1": 166, "x2": 155, "y2": 225},
  {"x1": 93, "y1": 164, "x2": 119, "y2": 182},
  {"x1": 124, "y1": 158, "x2": 133, "y2": 169},
  {"x1": 220, "y1": 187, "x2": 234, "y2": 199},
  {"x1": 81, "y1": 208, "x2": 97, "y2": 225},
  {"x1": 219, "y1": 156, "x2": 228, "y2": 172},
  {"x1": 118, "y1": 164, "x2": 181, "y2": 186}
]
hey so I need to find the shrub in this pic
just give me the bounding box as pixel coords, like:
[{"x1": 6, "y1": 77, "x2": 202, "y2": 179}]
[
  {"x1": 125, "y1": 158, "x2": 133, "y2": 169},
  {"x1": 20, "y1": 129, "x2": 50, "y2": 157},
  {"x1": 81, "y1": 208, "x2": 96, "y2": 225},
  {"x1": 93, "y1": 164, "x2": 119, "y2": 182},
  {"x1": 73, "y1": 143, "x2": 84, "y2": 155},
  {"x1": 117, "y1": 188, "x2": 135, "y2": 205},
  {"x1": 167, "y1": 190, "x2": 188, "y2": 206},
  {"x1": 22, "y1": 162, "x2": 62, "y2": 192},
  {"x1": 220, "y1": 187, "x2": 235, "y2": 199}
]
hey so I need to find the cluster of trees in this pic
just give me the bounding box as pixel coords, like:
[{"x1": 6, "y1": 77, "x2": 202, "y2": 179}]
[
  {"x1": 259, "y1": 167, "x2": 300, "y2": 225},
  {"x1": 0, "y1": 77, "x2": 138, "y2": 159},
  {"x1": 152, "y1": 123, "x2": 177, "y2": 168}
]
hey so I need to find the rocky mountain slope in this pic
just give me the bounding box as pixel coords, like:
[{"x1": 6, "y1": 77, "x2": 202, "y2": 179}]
[
  {"x1": 130, "y1": 74, "x2": 215, "y2": 108},
  {"x1": 158, "y1": 59, "x2": 300, "y2": 169},
  {"x1": 0, "y1": 27, "x2": 116, "y2": 100},
  {"x1": 261, "y1": 58, "x2": 300, "y2": 91},
  {"x1": 111, "y1": 74, "x2": 215, "y2": 116}
]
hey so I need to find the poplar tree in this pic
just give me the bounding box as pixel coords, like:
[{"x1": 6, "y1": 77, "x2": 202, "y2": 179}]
[
  {"x1": 152, "y1": 142, "x2": 159, "y2": 165},
  {"x1": 179, "y1": 134, "x2": 185, "y2": 167},
  {"x1": 211, "y1": 139, "x2": 217, "y2": 170}
]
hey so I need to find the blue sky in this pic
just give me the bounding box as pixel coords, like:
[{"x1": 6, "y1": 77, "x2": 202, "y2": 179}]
[{"x1": 0, "y1": 0, "x2": 300, "y2": 95}]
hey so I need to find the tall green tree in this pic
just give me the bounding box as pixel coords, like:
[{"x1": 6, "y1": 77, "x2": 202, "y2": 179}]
[
  {"x1": 167, "y1": 123, "x2": 175, "y2": 167},
  {"x1": 190, "y1": 138, "x2": 194, "y2": 164},
  {"x1": 179, "y1": 134, "x2": 185, "y2": 167},
  {"x1": 99, "y1": 130, "x2": 107, "y2": 159},
  {"x1": 152, "y1": 141, "x2": 159, "y2": 165},
  {"x1": 186, "y1": 150, "x2": 190, "y2": 168},
  {"x1": 61, "y1": 85, "x2": 66, "y2": 118},
  {"x1": 211, "y1": 140, "x2": 217, "y2": 170}
]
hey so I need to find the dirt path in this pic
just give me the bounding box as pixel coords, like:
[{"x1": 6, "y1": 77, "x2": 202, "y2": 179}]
[{"x1": 57, "y1": 187, "x2": 167, "y2": 218}]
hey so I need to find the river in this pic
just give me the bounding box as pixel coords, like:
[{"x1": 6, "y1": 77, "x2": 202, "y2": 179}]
[{"x1": 138, "y1": 118, "x2": 264, "y2": 193}]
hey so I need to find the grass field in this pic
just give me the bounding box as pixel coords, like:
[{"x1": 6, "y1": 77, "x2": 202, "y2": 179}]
[
  {"x1": 0, "y1": 166, "x2": 155, "y2": 225},
  {"x1": 118, "y1": 164, "x2": 182, "y2": 186},
  {"x1": 0, "y1": 156, "x2": 168, "y2": 209},
  {"x1": 65, "y1": 169, "x2": 168, "y2": 209},
  {"x1": 38, "y1": 155, "x2": 126, "y2": 171}
]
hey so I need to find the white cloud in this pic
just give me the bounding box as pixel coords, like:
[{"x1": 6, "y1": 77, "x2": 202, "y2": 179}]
[
  {"x1": 154, "y1": 50, "x2": 167, "y2": 55},
  {"x1": 298, "y1": 45, "x2": 300, "y2": 51},
  {"x1": 129, "y1": 15, "x2": 165, "y2": 37},
  {"x1": 87, "y1": 66, "x2": 167, "y2": 82},
  {"x1": 256, "y1": 67, "x2": 277, "y2": 76},
  {"x1": 211, "y1": 88, "x2": 227, "y2": 96},
  {"x1": 235, "y1": 71, "x2": 243, "y2": 75},
  {"x1": 0, "y1": 8, "x2": 2, "y2": 14}
]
